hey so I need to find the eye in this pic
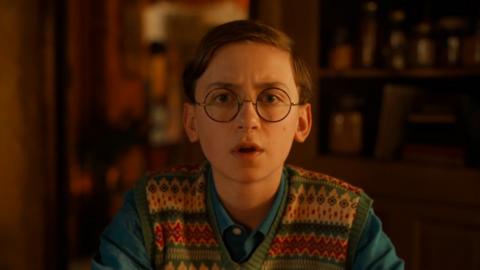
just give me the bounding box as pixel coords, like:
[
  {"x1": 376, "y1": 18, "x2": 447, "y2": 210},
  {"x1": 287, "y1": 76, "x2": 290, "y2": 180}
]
[
  {"x1": 206, "y1": 89, "x2": 236, "y2": 105},
  {"x1": 258, "y1": 89, "x2": 289, "y2": 105},
  {"x1": 261, "y1": 94, "x2": 279, "y2": 104},
  {"x1": 215, "y1": 93, "x2": 230, "y2": 103}
]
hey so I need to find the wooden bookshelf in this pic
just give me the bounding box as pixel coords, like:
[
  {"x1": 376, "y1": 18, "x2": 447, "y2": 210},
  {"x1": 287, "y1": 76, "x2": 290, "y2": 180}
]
[
  {"x1": 279, "y1": 1, "x2": 480, "y2": 269},
  {"x1": 318, "y1": 68, "x2": 480, "y2": 79}
]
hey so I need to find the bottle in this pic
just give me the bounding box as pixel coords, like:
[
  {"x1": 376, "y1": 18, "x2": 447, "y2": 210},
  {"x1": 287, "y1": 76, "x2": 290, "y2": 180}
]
[
  {"x1": 385, "y1": 9, "x2": 408, "y2": 70},
  {"x1": 411, "y1": 21, "x2": 436, "y2": 68},
  {"x1": 329, "y1": 95, "x2": 364, "y2": 155},
  {"x1": 358, "y1": 1, "x2": 379, "y2": 68},
  {"x1": 329, "y1": 26, "x2": 354, "y2": 70}
]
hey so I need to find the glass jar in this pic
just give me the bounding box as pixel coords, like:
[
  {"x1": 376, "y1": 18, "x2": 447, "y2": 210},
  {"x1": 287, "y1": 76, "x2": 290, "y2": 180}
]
[
  {"x1": 410, "y1": 21, "x2": 436, "y2": 68},
  {"x1": 329, "y1": 26, "x2": 354, "y2": 70},
  {"x1": 329, "y1": 95, "x2": 364, "y2": 155}
]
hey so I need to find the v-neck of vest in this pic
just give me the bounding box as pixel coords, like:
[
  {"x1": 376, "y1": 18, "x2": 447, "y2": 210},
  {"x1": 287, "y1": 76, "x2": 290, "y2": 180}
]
[{"x1": 205, "y1": 169, "x2": 290, "y2": 270}]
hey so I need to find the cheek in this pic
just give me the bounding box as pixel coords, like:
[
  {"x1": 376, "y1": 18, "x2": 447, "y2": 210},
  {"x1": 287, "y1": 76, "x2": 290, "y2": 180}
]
[
  {"x1": 196, "y1": 120, "x2": 230, "y2": 158},
  {"x1": 281, "y1": 116, "x2": 299, "y2": 135},
  {"x1": 199, "y1": 138, "x2": 223, "y2": 161},
  {"x1": 268, "y1": 120, "x2": 297, "y2": 149}
]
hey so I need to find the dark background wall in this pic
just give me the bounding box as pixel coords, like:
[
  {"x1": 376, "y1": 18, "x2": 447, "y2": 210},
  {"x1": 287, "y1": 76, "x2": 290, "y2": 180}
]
[{"x1": 0, "y1": 0, "x2": 57, "y2": 269}]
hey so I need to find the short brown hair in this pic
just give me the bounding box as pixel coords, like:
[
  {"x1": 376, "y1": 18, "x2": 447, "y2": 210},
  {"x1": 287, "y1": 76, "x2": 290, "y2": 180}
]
[{"x1": 182, "y1": 20, "x2": 312, "y2": 104}]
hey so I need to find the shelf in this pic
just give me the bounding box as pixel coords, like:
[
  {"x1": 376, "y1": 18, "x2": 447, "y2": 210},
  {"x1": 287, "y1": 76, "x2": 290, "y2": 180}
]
[
  {"x1": 318, "y1": 68, "x2": 480, "y2": 79},
  {"x1": 312, "y1": 155, "x2": 480, "y2": 206}
]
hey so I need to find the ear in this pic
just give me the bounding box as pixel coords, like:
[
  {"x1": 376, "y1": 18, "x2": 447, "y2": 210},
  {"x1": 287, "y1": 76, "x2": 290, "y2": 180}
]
[
  {"x1": 294, "y1": 103, "x2": 312, "y2": 143},
  {"x1": 183, "y1": 102, "x2": 199, "y2": 142}
]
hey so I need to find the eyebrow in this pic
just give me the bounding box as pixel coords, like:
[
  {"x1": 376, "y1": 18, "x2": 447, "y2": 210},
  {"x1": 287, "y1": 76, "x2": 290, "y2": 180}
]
[
  {"x1": 206, "y1": 82, "x2": 237, "y2": 90},
  {"x1": 206, "y1": 81, "x2": 290, "y2": 91}
]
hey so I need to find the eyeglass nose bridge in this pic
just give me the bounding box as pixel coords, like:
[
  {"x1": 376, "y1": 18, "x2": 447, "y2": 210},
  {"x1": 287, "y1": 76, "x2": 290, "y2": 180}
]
[
  {"x1": 235, "y1": 98, "x2": 260, "y2": 117},
  {"x1": 237, "y1": 98, "x2": 257, "y2": 106}
]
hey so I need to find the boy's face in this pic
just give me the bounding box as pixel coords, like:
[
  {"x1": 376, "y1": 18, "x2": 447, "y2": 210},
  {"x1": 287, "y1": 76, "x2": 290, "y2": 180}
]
[{"x1": 184, "y1": 42, "x2": 311, "y2": 183}]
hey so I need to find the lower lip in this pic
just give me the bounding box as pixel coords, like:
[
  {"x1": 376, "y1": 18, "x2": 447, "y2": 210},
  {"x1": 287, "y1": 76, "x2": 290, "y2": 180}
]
[{"x1": 232, "y1": 150, "x2": 264, "y2": 161}]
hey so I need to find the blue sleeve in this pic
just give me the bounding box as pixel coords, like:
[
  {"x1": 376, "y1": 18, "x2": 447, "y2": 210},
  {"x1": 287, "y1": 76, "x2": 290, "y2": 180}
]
[
  {"x1": 352, "y1": 209, "x2": 405, "y2": 270},
  {"x1": 91, "y1": 190, "x2": 153, "y2": 270}
]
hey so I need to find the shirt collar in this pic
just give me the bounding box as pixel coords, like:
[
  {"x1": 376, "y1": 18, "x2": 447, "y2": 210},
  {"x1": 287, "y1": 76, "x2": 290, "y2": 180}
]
[{"x1": 208, "y1": 166, "x2": 287, "y2": 237}]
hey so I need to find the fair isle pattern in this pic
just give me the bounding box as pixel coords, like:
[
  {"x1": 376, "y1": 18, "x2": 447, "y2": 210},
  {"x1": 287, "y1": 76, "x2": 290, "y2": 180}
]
[
  {"x1": 282, "y1": 185, "x2": 360, "y2": 224},
  {"x1": 153, "y1": 221, "x2": 218, "y2": 253},
  {"x1": 263, "y1": 166, "x2": 364, "y2": 268},
  {"x1": 138, "y1": 163, "x2": 370, "y2": 270},
  {"x1": 144, "y1": 164, "x2": 222, "y2": 269},
  {"x1": 287, "y1": 165, "x2": 363, "y2": 194},
  {"x1": 163, "y1": 262, "x2": 221, "y2": 270},
  {"x1": 268, "y1": 234, "x2": 348, "y2": 260},
  {"x1": 146, "y1": 176, "x2": 207, "y2": 214}
]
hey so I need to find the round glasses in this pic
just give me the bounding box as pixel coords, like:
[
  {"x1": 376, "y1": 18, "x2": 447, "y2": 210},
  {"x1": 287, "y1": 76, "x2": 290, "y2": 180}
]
[{"x1": 195, "y1": 88, "x2": 302, "y2": 122}]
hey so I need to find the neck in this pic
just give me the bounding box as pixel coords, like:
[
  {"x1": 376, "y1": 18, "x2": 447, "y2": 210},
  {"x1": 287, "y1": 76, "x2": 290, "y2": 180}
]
[{"x1": 212, "y1": 167, "x2": 283, "y2": 230}]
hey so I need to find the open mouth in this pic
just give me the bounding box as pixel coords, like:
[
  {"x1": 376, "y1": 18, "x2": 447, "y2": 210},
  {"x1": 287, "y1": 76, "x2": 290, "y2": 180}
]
[
  {"x1": 232, "y1": 143, "x2": 264, "y2": 155},
  {"x1": 238, "y1": 147, "x2": 258, "y2": 153}
]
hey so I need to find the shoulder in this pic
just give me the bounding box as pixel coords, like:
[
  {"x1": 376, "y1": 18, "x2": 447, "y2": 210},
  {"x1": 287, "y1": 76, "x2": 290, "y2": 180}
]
[
  {"x1": 285, "y1": 164, "x2": 365, "y2": 195},
  {"x1": 133, "y1": 163, "x2": 209, "y2": 214},
  {"x1": 282, "y1": 165, "x2": 373, "y2": 244},
  {"x1": 132, "y1": 163, "x2": 206, "y2": 197},
  {"x1": 137, "y1": 163, "x2": 207, "y2": 190}
]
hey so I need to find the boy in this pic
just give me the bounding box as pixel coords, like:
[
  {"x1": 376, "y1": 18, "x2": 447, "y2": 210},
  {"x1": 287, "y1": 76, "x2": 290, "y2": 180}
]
[{"x1": 93, "y1": 20, "x2": 404, "y2": 270}]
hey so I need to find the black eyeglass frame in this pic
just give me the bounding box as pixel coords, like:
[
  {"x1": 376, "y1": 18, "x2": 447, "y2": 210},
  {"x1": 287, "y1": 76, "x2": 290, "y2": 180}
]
[{"x1": 194, "y1": 88, "x2": 303, "y2": 123}]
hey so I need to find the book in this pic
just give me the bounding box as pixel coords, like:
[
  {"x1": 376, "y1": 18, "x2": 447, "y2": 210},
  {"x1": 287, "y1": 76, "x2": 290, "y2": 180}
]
[{"x1": 374, "y1": 84, "x2": 422, "y2": 160}]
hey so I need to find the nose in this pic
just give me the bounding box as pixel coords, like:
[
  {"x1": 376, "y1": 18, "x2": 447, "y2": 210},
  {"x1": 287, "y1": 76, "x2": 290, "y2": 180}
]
[{"x1": 236, "y1": 99, "x2": 260, "y2": 130}]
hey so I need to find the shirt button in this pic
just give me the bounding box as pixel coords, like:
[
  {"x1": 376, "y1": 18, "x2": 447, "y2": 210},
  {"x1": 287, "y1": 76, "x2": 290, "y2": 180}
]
[{"x1": 232, "y1": 227, "x2": 242, "y2": 236}]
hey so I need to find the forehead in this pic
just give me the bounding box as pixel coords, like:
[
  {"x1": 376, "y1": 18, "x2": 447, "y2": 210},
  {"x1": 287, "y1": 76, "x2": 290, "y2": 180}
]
[
  {"x1": 207, "y1": 42, "x2": 292, "y2": 75},
  {"x1": 196, "y1": 42, "x2": 296, "y2": 96}
]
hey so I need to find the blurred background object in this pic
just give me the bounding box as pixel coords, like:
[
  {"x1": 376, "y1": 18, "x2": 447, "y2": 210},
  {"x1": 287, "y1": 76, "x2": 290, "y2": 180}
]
[
  {"x1": 358, "y1": 0, "x2": 379, "y2": 68},
  {"x1": 1, "y1": 0, "x2": 479, "y2": 269}
]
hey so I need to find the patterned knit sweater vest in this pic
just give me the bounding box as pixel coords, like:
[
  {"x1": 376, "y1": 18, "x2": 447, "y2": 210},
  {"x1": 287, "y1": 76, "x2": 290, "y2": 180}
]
[{"x1": 133, "y1": 163, "x2": 372, "y2": 270}]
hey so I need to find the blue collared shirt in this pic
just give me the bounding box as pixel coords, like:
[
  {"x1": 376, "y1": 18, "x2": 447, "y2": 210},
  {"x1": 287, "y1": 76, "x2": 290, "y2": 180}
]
[{"x1": 208, "y1": 167, "x2": 286, "y2": 262}]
